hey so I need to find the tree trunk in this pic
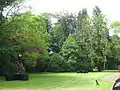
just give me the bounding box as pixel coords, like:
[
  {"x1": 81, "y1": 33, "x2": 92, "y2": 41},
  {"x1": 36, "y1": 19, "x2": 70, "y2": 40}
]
[{"x1": 103, "y1": 56, "x2": 106, "y2": 70}]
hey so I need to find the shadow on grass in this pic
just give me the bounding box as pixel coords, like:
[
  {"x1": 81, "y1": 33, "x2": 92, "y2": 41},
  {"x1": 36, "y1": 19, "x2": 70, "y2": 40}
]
[{"x1": 0, "y1": 76, "x2": 5, "y2": 81}]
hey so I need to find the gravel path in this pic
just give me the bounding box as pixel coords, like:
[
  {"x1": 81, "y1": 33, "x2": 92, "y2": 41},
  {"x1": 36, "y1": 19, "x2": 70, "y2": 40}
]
[{"x1": 104, "y1": 72, "x2": 120, "y2": 82}]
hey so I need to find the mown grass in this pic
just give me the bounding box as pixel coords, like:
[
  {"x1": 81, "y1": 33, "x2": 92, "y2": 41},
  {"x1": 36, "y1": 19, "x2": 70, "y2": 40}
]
[{"x1": 0, "y1": 72, "x2": 115, "y2": 90}]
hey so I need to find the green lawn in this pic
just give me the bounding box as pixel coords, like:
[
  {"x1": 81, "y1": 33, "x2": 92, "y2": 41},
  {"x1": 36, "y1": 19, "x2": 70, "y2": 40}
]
[{"x1": 0, "y1": 72, "x2": 115, "y2": 90}]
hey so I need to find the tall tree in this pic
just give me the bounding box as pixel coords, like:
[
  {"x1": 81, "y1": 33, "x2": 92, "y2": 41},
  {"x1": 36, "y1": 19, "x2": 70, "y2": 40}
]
[
  {"x1": 75, "y1": 8, "x2": 93, "y2": 71},
  {"x1": 106, "y1": 35, "x2": 120, "y2": 69},
  {"x1": 62, "y1": 34, "x2": 79, "y2": 71},
  {"x1": 92, "y1": 6, "x2": 110, "y2": 71},
  {"x1": 51, "y1": 11, "x2": 76, "y2": 53}
]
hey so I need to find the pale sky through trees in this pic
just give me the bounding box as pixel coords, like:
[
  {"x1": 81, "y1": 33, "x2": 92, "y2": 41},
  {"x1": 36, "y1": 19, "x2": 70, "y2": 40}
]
[{"x1": 26, "y1": 0, "x2": 120, "y2": 23}]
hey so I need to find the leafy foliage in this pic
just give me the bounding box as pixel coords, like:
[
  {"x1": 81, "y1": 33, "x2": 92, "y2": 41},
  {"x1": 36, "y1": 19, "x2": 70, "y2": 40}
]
[
  {"x1": 62, "y1": 35, "x2": 78, "y2": 71},
  {"x1": 46, "y1": 53, "x2": 65, "y2": 72},
  {"x1": 0, "y1": 12, "x2": 52, "y2": 73},
  {"x1": 91, "y1": 6, "x2": 110, "y2": 71},
  {"x1": 75, "y1": 8, "x2": 94, "y2": 71},
  {"x1": 0, "y1": 5, "x2": 120, "y2": 73}
]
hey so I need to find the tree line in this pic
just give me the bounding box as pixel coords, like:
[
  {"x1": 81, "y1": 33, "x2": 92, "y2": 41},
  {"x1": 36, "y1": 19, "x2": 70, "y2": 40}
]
[{"x1": 0, "y1": 0, "x2": 120, "y2": 74}]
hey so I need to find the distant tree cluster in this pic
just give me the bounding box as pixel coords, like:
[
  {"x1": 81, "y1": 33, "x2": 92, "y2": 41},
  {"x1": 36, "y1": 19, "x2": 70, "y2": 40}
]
[{"x1": 0, "y1": 1, "x2": 120, "y2": 74}]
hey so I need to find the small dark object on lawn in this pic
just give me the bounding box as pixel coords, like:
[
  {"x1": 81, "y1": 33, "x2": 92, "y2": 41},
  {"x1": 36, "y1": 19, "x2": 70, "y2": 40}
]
[
  {"x1": 77, "y1": 70, "x2": 80, "y2": 73},
  {"x1": 81, "y1": 70, "x2": 88, "y2": 73},
  {"x1": 113, "y1": 78, "x2": 120, "y2": 90},
  {"x1": 96, "y1": 80, "x2": 100, "y2": 85},
  {"x1": 76, "y1": 70, "x2": 88, "y2": 73}
]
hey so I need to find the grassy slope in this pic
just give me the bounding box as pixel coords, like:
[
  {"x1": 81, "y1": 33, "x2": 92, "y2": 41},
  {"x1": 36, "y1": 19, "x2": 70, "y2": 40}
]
[{"x1": 0, "y1": 72, "x2": 114, "y2": 90}]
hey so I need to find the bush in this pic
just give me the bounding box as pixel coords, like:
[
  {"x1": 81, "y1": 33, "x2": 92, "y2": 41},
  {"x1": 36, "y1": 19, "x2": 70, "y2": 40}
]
[
  {"x1": 22, "y1": 52, "x2": 40, "y2": 71},
  {"x1": 6, "y1": 73, "x2": 28, "y2": 81},
  {"x1": 46, "y1": 53, "x2": 66, "y2": 72}
]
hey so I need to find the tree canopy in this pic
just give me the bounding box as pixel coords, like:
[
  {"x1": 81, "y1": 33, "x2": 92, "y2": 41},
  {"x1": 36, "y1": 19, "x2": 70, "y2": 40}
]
[{"x1": 0, "y1": 5, "x2": 120, "y2": 73}]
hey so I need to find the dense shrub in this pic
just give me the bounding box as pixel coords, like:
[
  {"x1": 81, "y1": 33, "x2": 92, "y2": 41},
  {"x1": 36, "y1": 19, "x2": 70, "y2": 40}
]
[{"x1": 46, "y1": 53, "x2": 66, "y2": 72}]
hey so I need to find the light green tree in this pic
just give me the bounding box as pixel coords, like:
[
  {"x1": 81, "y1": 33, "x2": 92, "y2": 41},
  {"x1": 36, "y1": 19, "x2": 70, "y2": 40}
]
[
  {"x1": 62, "y1": 34, "x2": 79, "y2": 71},
  {"x1": 0, "y1": 12, "x2": 52, "y2": 73}
]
